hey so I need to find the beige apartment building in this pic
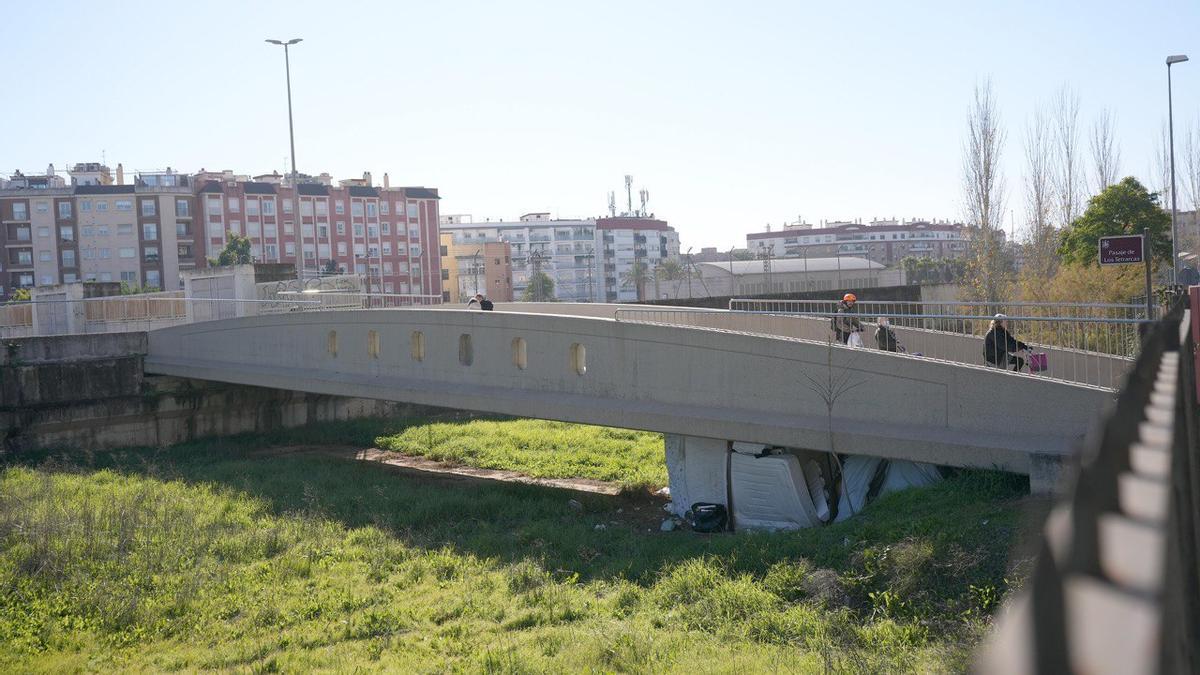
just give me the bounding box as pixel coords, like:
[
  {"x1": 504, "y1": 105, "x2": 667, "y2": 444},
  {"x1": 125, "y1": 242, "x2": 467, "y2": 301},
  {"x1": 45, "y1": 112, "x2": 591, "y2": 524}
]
[{"x1": 439, "y1": 232, "x2": 513, "y2": 303}]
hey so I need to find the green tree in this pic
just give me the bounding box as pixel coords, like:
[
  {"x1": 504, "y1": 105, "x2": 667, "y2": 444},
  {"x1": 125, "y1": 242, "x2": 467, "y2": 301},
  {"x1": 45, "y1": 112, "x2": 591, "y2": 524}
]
[
  {"x1": 7, "y1": 288, "x2": 30, "y2": 303},
  {"x1": 209, "y1": 232, "x2": 253, "y2": 267},
  {"x1": 731, "y1": 249, "x2": 756, "y2": 261},
  {"x1": 521, "y1": 271, "x2": 555, "y2": 301},
  {"x1": 654, "y1": 259, "x2": 685, "y2": 295},
  {"x1": 620, "y1": 261, "x2": 652, "y2": 301},
  {"x1": 1058, "y1": 176, "x2": 1171, "y2": 267},
  {"x1": 322, "y1": 258, "x2": 340, "y2": 275}
]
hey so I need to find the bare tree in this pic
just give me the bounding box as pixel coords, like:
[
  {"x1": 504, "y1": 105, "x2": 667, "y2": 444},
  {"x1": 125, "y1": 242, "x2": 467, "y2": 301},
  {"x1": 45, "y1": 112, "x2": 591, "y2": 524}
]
[
  {"x1": 1089, "y1": 108, "x2": 1121, "y2": 194},
  {"x1": 961, "y1": 79, "x2": 1009, "y2": 302},
  {"x1": 1052, "y1": 84, "x2": 1082, "y2": 228},
  {"x1": 1182, "y1": 120, "x2": 1200, "y2": 262},
  {"x1": 800, "y1": 338, "x2": 864, "y2": 517},
  {"x1": 1023, "y1": 106, "x2": 1057, "y2": 283},
  {"x1": 1155, "y1": 120, "x2": 1172, "y2": 208}
]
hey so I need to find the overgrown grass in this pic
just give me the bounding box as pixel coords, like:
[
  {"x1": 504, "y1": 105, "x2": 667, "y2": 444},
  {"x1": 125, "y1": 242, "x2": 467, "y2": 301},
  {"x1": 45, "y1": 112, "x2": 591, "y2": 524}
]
[
  {"x1": 375, "y1": 418, "x2": 667, "y2": 491},
  {"x1": 0, "y1": 422, "x2": 1041, "y2": 672}
]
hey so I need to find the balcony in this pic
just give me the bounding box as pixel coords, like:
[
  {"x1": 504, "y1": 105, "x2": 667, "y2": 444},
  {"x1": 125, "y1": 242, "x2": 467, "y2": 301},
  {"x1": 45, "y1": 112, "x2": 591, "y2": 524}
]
[{"x1": 144, "y1": 255, "x2": 160, "y2": 264}]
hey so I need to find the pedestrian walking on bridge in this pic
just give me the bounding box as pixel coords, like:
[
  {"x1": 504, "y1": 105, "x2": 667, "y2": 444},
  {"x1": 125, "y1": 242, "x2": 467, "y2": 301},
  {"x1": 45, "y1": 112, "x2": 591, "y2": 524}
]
[{"x1": 832, "y1": 293, "x2": 863, "y2": 345}]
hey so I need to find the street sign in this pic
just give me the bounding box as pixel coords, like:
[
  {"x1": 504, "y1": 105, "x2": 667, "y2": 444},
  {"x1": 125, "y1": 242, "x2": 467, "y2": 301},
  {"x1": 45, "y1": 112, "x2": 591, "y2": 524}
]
[{"x1": 1099, "y1": 235, "x2": 1145, "y2": 265}]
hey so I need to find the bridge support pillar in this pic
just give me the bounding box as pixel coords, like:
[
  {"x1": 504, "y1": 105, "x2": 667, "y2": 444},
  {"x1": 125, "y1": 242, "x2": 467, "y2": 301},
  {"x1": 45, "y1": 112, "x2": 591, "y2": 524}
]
[
  {"x1": 664, "y1": 434, "x2": 730, "y2": 518},
  {"x1": 1029, "y1": 454, "x2": 1066, "y2": 496}
]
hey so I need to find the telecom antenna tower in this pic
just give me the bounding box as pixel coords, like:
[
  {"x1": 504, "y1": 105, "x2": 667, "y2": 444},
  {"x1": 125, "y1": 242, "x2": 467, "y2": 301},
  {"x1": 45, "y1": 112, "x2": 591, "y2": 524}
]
[
  {"x1": 624, "y1": 175, "x2": 633, "y2": 216},
  {"x1": 607, "y1": 192, "x2": 617, "y2": 218}
]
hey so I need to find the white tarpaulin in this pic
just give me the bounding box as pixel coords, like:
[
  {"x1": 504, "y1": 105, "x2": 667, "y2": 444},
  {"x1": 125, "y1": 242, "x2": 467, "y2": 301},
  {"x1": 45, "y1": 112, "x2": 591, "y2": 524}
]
[
  {"x1": 730, "y1": 452, "x2": 827, "y2": 530},
  {"x1": 835, "y1": 456, "x2": 942, "y2": 522}
]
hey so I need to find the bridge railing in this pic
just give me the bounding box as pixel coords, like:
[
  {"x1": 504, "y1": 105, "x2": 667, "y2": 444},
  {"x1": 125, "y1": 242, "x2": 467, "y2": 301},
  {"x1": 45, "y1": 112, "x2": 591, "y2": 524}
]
[
  {"x1": 0, "y1": 297, "x2": 320, "y2": 338},
  {"x1": 269, "y1": 292, "x2": 443, "y2": 311},
  {"x1": 614, "y1": 306, "x2": 1135, "y2": 389},
  {"x1": 976, "y1": 295, "x2": 1198, "y2": 674},
  {"x1": 729, "y1": 298, "x2": 1152, "y2": 358}
]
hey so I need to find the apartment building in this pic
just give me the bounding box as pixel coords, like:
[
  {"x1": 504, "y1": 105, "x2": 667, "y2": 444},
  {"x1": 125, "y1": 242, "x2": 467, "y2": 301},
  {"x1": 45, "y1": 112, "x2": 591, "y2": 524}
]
[
  {"x1": 746, "y1": 219, "x2": 972, "y2": 265},
  {"x1": 438, "y1": 212, "x2": 680, "y2": 302},
  {"x1": 196, "y1": 172, "x2": 442, "y2": 296},
  {"x1": 439, "y1": 233, "x2": 513, "y2": 303},
  {"x1": 0, "y1": 166, "x2": 196, "y2": 297}
]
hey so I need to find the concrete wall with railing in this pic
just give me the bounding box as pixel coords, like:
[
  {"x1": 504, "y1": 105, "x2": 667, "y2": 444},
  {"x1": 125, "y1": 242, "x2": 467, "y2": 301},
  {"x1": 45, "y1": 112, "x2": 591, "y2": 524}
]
[
  {"x1": 145, "y1": 309, "x2": 1112, "y2": 488},
  {"x1": 611, "y1": 308, "x2": 1134, "y2": 390}
]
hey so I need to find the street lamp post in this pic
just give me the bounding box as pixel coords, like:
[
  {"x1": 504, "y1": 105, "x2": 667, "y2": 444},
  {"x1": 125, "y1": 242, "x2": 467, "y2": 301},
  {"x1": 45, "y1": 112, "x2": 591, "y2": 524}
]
[
  {"x1": 1168, "y1": 54, "x2": 1189, "y2": 283},
  {"x1": 472, "y1": 249, "x2": 482, "y2": 296},
  {"x1": 266, "y1": 37, "x2": 303, "y2": 270}
]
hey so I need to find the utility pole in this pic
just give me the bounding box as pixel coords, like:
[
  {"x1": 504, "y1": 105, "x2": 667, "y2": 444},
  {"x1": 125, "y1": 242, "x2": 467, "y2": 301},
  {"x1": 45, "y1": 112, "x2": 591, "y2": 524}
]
[{"x1": 472, "y1": 248, "x2": 482, "y2": 296}]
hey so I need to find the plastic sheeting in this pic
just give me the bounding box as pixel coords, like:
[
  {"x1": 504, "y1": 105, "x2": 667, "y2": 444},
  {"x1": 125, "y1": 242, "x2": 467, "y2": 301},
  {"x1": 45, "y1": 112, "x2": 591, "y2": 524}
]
[{"x1": 835, "y1": 456, "x2": 943, "y2": 522}]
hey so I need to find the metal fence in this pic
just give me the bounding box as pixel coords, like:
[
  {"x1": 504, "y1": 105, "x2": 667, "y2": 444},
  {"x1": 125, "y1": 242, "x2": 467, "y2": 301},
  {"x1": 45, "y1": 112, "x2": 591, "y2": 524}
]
[
  {"x1": 268, "y1": 292, "x2": 443, "y2": 312},
  {"x1": 613, "y1": 306, "x2": 1134, "y2": 390},
  {"x1": 0, "y1": 297, "x2": 321, "y2": 338},
  {"x1": 977, "y1": 296, "x2": 1198, "y2": 673},
  {"x1": 728, "y1": 298, "x2": 1153, "y2": 358}
]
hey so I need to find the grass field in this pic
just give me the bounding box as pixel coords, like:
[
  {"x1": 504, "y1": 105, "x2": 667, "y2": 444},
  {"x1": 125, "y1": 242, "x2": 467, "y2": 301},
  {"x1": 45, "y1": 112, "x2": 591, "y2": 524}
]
[{"x1": 0, "y1": 418, "x2": 1041, "y2": 672}]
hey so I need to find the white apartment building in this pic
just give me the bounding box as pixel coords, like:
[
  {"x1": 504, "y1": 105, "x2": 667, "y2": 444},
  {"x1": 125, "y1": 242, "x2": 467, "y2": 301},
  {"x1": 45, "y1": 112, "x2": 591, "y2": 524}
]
[{"x1": 439, "y1": 212, "x2": 680, "y2": 302}]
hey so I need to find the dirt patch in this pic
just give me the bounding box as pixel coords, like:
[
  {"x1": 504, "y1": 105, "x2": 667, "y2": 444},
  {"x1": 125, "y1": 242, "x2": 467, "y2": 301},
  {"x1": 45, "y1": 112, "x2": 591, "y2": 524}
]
[{"x1": 354, "y1": 448, "x2": 624, "y2": 495}]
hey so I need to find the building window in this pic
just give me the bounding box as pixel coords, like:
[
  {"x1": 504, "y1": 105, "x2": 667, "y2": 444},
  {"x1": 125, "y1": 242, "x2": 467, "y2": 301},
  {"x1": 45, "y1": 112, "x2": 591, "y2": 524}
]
[
  {"x1": 118, "y1": 223, "x2": 133, "y2": 235},
  {"x1": 176, "y1": 222, "x2": 191, "y2": 237},
  {"x1": 247, "y1": 221, "x2": 261, "y2": 237},
  {"x1": 206, "y1": 197, "x2": 222, "y2": 213},
  {"x1": 264, "y1": 244, "x2": 277, "y2": 259},
  {"x1": 380, "y1": 202, "x2": 390, "y2": 215},
  {"x1": 381, "y1": 222, "x2": 390, "y2": 235},
  {"x1": 36, "y1": 201, "x2": 49, "y2": 213},
  {"x1": 115, "y1": 200, "x2": 133, "y2": 211},
  {"x1": 143, "y1": 223, "x2": 158, "y2": 240},
  {"x1": 353, "y1": 223, "x2": 364, "y2": 237},
  {"x1": 337, "y1": 242, "x2": 347, "y2": 256},
  {"x1": 228, "y1": 198, "x2": 240, "y2": 213},
  {"x1": 382, "y1": 242, "x2": 392, "y2": 256},
  {"x1": 59, "y1": 227, "x2": 74, "y2": 241},
  {"x1": 264, "y1": 224, "x2": 277, "y2": 237},
  {"x1": 407, "y1": 203, "x2": 419, "y2": 219},
  {"x1": 368, "y1": 225, "x2": 378, "y2": 238},
  {"x1": 262, "y1": 200, "x2": 275, "y2": 216},
  {"x1": 335, "y1": 200, "x2": 345, "y2": 215},
  {"x1": 64, "y1": 273, "x2": 77, "y2": 283},
  {"x1": 300, "y1": 201, "x2": 313, "y2": 216},
  {"x1": 81, "y1": 200, "x2": 91, "y2": 212},
  {"x1": 141, "y1": 200, "x2": 156, "y2": 217},
  {"x1": 96, "y1": 201, "x2": 108, "y2": 212},
  {"x1": 120, "y1": 271, "x2": 137, "y2": 283},
  {"x1": 16, "y1": 251, "x2": 32, "y2": 265},
  {"x1": 12, "y1": 203, "x2": 27, "y2": 220},
  {"x1": 58, "y1": 202, "x2": 72, "y2": 219},
  {"x1": 336, "y1": 222, "x2": 346, "y2": 235},
  {"x1": 285, "y1": 242, "x2": 296, "y2": 256},
  {"x1": 39, "y1": 250, "x2": 51, "y2": 262},
  {"x1": 18, "y1": 273, "x2": 33, "y2": 286},
  {"x1": 246, "y1": 200, "x2": 259, "y2": 216},
  {"x1": 383, "y1": 262, "x2": 393, "y2": 274},
  {"x1": 83, "y1": 249, "x2": 95, "y2": 260},
  {"x1": 318, "y1": 224, "x2": 328, "y2": 239},
  {"x1": 366, "y1": 203, "x2": 378, "y2": 218},
  {"x1": 62, "y1": 250, "x2": 75, "y2": 267},
  {"x1": 283, "y1": 198, "x2": 293, "y2": 214},
  {"x1": 176, "y1": 199, "x2": 190, "y2": 217},
  {"x1": 99, "y1": 248, "x2": 111, "y2": 259},
  {"x1": 145, "y1": 270, "x2": 161, "y2": 288},
  {"x1": 36, "y1": 226, "x2": 49, "y2": 238},
  {"x1": 229, "y1": 220, "x2": 241, "y2": 234},
  {"x1": 284, "y1": 221, "x2": 294, "y2": 235},
  {"x1": 119, "y1": 247, "x2": 135, "y2": 259},
  {"x1": 316, "y1": 201, "x2": 328, "y2": 216},
  {"x1": 301, "y1": 223, "x2": 314, "y2": 237},
  {"x1": 99, "y1": 272, "x2": 112, "y2": 282},
  {"x1": 352, "y1": 202, "x2": 364, "y2": 217}
]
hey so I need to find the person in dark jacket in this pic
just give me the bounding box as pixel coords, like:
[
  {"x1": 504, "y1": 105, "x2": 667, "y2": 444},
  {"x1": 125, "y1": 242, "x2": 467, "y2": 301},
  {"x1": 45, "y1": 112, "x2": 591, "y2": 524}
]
[
  {"x1": 831, "y1": 293, "x2": 862, "y2": 344},
  {"x1": 874, "y1": 316, "x2": 903, "y2": 352},
  {"x1": 983, "y1": 313, "x2": 1029, "y2": 371}
]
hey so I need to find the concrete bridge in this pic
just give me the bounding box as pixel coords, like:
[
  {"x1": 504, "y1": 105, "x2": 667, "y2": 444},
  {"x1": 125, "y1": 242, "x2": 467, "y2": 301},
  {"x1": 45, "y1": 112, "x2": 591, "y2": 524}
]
[{"x1": 144, "y1": 307, "x2": 1114, "y2": 493}]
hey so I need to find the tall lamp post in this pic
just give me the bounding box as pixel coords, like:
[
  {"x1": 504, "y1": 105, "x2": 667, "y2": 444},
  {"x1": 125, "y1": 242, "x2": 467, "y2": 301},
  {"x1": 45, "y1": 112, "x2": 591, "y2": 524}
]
[
  {"x1": 1167, "y1": 54, "x2": 1189, "y2": 283},
  {"x1": 266, "y1": 37, "x2": 303, "y2": 271},
  {"x1": 472, "y1": 248, "x2": 482, "y2": 296}
]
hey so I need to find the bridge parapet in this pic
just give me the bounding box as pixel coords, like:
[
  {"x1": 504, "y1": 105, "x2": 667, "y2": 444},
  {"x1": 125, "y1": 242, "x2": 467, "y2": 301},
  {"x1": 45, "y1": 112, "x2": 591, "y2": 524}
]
[{"x1": 145, "y1": 308, "x2": 1110, "y2": 483}]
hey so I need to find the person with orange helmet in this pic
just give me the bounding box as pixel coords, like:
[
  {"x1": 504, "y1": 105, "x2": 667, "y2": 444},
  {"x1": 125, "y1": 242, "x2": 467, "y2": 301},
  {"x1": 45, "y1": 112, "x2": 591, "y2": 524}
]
[{"x1": 831, "y1": 293, "x2": 863, "y2": 344}]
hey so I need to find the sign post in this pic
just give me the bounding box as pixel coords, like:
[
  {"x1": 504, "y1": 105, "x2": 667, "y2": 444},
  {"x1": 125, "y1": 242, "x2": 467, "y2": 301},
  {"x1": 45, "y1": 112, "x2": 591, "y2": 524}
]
[{"x1": 1099, "y1": 233, "x2": 1153, "y2": 320}]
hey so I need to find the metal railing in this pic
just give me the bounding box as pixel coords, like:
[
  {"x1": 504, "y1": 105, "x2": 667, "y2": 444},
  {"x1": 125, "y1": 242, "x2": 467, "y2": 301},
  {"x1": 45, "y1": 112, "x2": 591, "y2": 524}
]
[
  {"x1": 614, "y1": 307, "x2": 1135, "y2": 389},
  {"x1": 269, "y1": 292, "x2": 443, "y2": 312},
  {"x1": 0, "y1": 297, "x2": 322, "y2": 338},
  {"x1": 728, "y1": 298, "x2": 1154, "y2": 358},
  {"x1": 977, "y1": 296, "x2": 1198, "y2": 673}
]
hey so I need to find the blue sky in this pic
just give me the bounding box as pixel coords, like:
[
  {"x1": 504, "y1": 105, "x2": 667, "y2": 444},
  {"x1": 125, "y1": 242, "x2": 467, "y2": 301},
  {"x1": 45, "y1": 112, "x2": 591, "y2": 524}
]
[{"x1": 1, "y1": 0, "x2": 1198, "y2": 249}]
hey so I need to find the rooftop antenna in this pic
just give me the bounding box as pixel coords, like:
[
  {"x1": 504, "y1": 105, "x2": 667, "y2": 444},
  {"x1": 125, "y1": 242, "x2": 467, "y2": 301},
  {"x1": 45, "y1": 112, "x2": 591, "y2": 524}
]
[
  {"x1": 624, "y1": 174, "x2": 633, "y2": 216},
  {"x1": 607, "y1": 191, "x2": 616, "y2": 217},
  {"x1": 638, "y1": 188, "x2": 649, "y2": 217}
]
